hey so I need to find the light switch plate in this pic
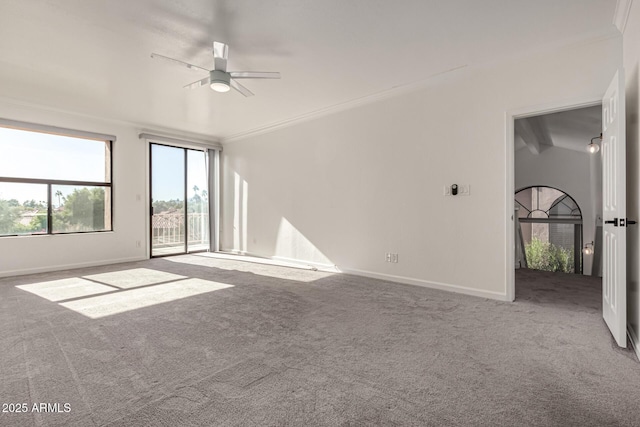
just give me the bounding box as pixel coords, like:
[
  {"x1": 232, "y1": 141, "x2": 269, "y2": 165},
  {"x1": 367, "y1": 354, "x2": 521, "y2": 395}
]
[{"x1": 444, "y1": 185, "x2": 470, "y2": 196}]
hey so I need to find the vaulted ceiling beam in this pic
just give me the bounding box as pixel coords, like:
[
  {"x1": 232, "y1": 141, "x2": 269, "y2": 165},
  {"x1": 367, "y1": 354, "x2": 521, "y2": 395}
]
[{"x1": 515, "y1": 116, "x2": 553, "y2": 155}]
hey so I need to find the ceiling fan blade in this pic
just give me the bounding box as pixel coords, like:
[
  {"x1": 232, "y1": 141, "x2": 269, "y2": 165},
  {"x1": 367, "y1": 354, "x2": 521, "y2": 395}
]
[
  {"x1": 230, "y1": 79, "x2": 254, "y2": 97},
  {"x1": 229, "y1": 71, "x2": 281, "y2": 79},
  {"x1": 151, "y1": 53, "x2": 209, "y2": 73},
  {"x1": 184, "y1": 76, "x2": 211, "y2": 89},
  {"x1": 213, "y1": 41, "x2": 229, "y2": 72}
]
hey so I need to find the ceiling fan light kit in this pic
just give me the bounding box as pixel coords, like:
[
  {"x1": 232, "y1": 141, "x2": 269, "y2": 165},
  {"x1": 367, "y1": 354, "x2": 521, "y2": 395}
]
[
  {"x1": 210, "y1": 70, "x2": 231, "y2": 92},
  {"x1": 151, "y1": 41, "x2": 280, "y2": 97}
]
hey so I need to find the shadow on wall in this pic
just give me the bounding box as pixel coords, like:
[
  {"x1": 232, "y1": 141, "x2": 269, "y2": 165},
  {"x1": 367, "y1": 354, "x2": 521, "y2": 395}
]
[
  {"x1": 626, "y1": 62, "x2": 640, "y2": 340},
  {"x1": 232, "y1": 171, "x2": 248, "y2": 253},
  {"x1": 274, "y1": 217, "x2": 333, "y2": 267},
  {"x1": 227, "y1": 171, "x2": 334, "y2": 268}
]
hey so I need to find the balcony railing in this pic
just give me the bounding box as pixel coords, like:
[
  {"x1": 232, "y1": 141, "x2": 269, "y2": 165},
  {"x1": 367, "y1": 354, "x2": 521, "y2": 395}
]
[{"x1": 152, "y1": 212, "x2": 209, "y2": 248}]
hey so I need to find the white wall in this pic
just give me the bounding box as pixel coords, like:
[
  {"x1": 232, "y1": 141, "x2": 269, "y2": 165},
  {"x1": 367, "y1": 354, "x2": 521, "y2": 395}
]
[
  {"x1": 623, "y1": 1, "x2": 640, "y2": 355},
  {"x1": 515, "y1": 146, "x2": 599, "y2": 275},
  {"x1": 0, "y1": 100, "x2": 148, "y2": 276},
  {"x1": 220, "y1": 36, "x2": 622, "y2": 300}
]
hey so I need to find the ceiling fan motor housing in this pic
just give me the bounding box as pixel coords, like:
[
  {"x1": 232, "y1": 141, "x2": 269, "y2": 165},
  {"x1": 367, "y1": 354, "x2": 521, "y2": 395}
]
[{"x1": 210, "y1": 70, "x2": 231, "y2": 92}]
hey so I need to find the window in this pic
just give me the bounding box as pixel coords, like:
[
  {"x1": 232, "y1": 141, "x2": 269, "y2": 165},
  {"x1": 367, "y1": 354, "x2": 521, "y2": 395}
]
[
  {"x1": 515, "y1": 186, "x2": 582, "y2": 274},
  {"x1": 0, "y1": 124, "x2": 113, "y2": 236}
]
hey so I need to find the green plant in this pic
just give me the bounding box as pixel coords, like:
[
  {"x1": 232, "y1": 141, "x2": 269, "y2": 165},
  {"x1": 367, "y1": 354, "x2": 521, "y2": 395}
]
[{"x1": 525, "y1": 237, "x2": 575, "y2": 273}]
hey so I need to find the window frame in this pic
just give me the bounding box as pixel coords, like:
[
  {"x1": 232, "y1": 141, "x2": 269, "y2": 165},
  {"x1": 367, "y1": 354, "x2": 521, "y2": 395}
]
[{"x1": 0, "y1": 122, "x2": 114, "y2": 237}]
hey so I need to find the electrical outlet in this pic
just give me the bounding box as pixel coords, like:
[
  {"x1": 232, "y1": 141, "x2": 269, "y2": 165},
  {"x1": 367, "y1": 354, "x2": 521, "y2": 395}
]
[
  {"x1": 385, "y1": 253, "x2": 392, "y2": 262},
  {"x1": 391, "y1": 253, "x2": 399, "y2": 263}
]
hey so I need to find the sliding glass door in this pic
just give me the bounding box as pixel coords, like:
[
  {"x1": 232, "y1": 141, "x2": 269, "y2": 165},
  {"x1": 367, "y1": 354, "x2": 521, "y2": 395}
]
[
  {"x1": 150, "y1": 144, "x2": 209, "y2": 257},
  {"x1": 186, "y1": 149, "x2": 209, "y2": 252}
]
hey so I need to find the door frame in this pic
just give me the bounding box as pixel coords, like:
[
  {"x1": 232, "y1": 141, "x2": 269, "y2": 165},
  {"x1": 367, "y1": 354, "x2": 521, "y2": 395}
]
[
  {"x1": 142, "y1": 134, "x2": 221, "y2": 259},
  {"x1": 505, "y1": 96, "x2": 602, "y2": 301}
]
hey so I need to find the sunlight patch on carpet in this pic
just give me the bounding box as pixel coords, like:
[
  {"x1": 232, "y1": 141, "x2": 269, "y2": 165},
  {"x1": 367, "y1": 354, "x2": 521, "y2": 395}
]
[
  {"x1": 59, "y1": 278, "x2": 233, "y2": 319},
  {"x1": 165, "y1": 254, "x2": 337, "y2": 283},
  {"x1": 16, "y1": 278, "x2": 115, "y2": 302},
  {"x1": 82, "y1": 268, "x2": 187, "y2": 289}
]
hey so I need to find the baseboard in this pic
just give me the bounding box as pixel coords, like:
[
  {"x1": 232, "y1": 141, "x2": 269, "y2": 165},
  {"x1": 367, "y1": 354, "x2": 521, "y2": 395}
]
[
  {"x1": 0, "y1": 256, "x2": 148, "y2": 278},
  {"x1": 271, "y1": 256, "x2": 338, "y2": 272},
  {"x1": 217, "y1": 248, "x2": 507, "y2": 300},
  {"x1": 628, "y1": 325, "x2": 640, "y2": 362},
  {"x1": 219, "y1": 248, "x2": 339, "y2": 272},
  {"x1": 340, "y1": 268, "x2": 510, "y2": 301}
]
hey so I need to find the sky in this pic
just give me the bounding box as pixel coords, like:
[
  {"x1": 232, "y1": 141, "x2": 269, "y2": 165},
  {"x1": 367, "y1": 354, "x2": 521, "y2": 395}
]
[
  {"x1": 151, "y1": 144, "x2": 208, "y2": 203},
  {"x1": 0, "y1": 128, "x2": 209, "y2": 205},
  {"x1": 0, "y1": 127, "x2": 108, "y2": 204}
]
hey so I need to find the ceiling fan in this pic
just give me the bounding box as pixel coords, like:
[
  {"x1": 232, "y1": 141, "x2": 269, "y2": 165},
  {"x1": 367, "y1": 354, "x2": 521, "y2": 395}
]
[{"x1": 151, "y1": 41, "x2": 280, "y2": 97}]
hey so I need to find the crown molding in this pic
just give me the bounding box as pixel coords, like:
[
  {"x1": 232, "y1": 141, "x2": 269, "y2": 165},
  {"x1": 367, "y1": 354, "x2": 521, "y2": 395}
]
[
  {"x1": 613, "y1": 0, "x2": 633, "y2": 34},
  {"x1": 221, "y1": 30, "x2": 619, "y2": 145},
  {"x1": 221, "y1": 65, "x2": 468, "y2": 144}
]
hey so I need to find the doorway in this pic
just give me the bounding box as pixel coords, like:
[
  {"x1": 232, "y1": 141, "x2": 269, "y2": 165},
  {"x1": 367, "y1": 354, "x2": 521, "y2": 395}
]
[
  {"x1": 150, "y1": 143, "x2": 210, "y2": 257},
  {"x1": 507, "y1": 100, "x2": 603, "y2": 301},
  {"x1": 507, "y1": 72, "x2": 628, "y2": 349}
]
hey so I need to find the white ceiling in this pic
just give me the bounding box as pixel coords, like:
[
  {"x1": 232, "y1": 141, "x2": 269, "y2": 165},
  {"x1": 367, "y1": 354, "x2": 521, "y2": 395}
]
[
  {"x1": 0, "y1": 0, "x2": 619, "y2": 141},
  {"x1": 515, "y1": 105, "x2": 603, "y2": 153}
]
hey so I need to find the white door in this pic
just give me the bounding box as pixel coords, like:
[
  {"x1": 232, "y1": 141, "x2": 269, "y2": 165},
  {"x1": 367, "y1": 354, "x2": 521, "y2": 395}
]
[{"x1": 602, "y1": 70, "x2": 627, "y2": 348}]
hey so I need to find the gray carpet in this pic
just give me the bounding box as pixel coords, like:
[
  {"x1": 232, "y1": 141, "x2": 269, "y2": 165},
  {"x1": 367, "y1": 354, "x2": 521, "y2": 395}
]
[{"x1": 1, "y1": 255, "x2": 639, "y2": 426}]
